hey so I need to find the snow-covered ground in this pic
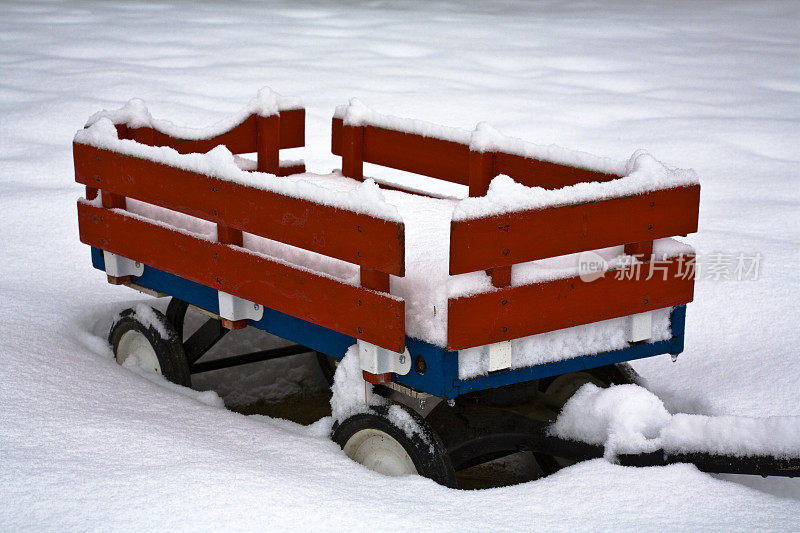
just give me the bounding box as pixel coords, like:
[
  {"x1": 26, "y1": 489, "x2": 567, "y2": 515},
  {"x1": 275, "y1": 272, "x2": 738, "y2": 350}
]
[{"x1": 1, "y1": 0, "x2": 799, "y2": 529}]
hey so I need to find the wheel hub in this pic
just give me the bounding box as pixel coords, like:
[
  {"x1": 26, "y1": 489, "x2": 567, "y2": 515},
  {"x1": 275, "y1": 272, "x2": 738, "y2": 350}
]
[
  {"x1": 116, "y1": 330, "x2": 162, "y2": 375},
  {"x1": 343, "y1": 428, "x2": 418, "y2": 477}
]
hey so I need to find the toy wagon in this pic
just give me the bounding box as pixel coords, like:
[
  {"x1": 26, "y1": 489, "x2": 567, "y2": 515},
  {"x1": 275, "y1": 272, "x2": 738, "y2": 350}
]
[{"x1": 74, "y1": 90, "x2": 797, "y2": 486}]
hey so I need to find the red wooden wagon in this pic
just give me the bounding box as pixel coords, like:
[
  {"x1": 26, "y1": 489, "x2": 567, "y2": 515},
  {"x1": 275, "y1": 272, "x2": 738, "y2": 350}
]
[{"x1": 73, "y1": 91, "x2": 796, "y2": 485}]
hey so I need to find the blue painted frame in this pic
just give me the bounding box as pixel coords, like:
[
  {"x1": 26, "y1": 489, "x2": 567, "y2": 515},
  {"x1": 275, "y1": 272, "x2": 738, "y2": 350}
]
[{"x1": 91, "y1": 247, "x2": 686, "y2": 399}]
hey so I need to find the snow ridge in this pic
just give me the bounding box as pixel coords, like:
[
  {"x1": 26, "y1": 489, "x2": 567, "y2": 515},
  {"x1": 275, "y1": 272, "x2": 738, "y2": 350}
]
[{"x1": 85, "y1": 87, "x2": 302, "y2": 140}]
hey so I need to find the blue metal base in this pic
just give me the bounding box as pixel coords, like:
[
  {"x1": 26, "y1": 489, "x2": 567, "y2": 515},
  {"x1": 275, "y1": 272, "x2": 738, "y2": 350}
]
[{"x1": 91, "y1": 247, "x2": 686, "y2": 399}]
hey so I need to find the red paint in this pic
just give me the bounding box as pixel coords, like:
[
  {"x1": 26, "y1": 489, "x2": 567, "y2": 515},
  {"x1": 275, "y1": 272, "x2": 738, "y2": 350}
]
[
  {"x1": 74, "y1": 144, "x2": 405, "y2": 275},
  {"x1": 106, "y1": 274, "x2": 131, "y2": 285},
  {"x1": 493, "y1": 152, "x2": 620, "y2": 190},
  {"x1": 450, "y1": 185, "x2": 700, "y2": 275},
  {"x1": 360, "y1": 268, "x2": 390, "y2": 292},
  {"x1": 119, "y1": 110, "x2": 304, "y2": 155},
  {"x1": 332, "y1": 117, "x2": 469, "y2": 185},
  {"x1": 625, "y1": 241, "x2": 654, "y2": 260},
  {"x1": 221, "y1": 318, "x2": 248, "y2": 331},
  {"x1": 341, "y1": 124, "x2": 364, "y2": 180},
  {"x1": 363, "y1": 371, "x2": 392, "y2": 384},
  {"x1": 216, "y1": 224, "x2": 243, "y2": 247},
  {"x1": 331, "y1": 116, "x2": 622, "y2": 193},
  {"x1": 256, "y1": 114, "x2": 280, "y2": 175},
  {"x1": 101, "y1": 191, "x2": 126, "y2": 210},
  {"x1": 78, "y1": 202, "x2": 406, "y2": 352},
  {"x1": 468, "y1": 150, "x2": 495, "y2": 197},
  {"x1": 487, "y1": 266, "x2": 512, "y2": 288},
  {"x1": 447, "y1": 255, "x2": 695, "y2": 350},
  {"x1": 278, "y1": 163, "x2": 306, "y2": 177}
]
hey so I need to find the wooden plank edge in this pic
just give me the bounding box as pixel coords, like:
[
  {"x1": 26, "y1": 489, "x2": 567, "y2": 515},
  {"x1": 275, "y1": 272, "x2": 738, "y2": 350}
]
[{"x1": 77, "y1": 201, "x2": 406, "y2": 352}]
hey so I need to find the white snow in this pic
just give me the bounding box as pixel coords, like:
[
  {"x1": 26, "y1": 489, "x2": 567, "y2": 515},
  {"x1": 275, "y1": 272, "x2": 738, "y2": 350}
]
[
  {"x1": 336, "y1": 98, "x2": 472, "y2": 144},
  {"x1": 75, "y1": 116, "x2": 403, "y2": 222},
  {"x1": 336, "y1": 99, "x2": 699, "y2": 217},
  {"x1": 552, "y1": 383, "x2": 800, "y2": 460},
  {"x1": 125, "y1": 303, "x2": 170, "y2": 340},
  {"x1": 329, "y1": 344, "x2": 385, "y2": 421},
  {"x1": 453, "y1": 153, "x2": 698, "y2": 221},
  {"x1": 122, "y1": 354, "x2": 226, "y2": 409},
  {"x1": 2, "y1": 0, "x2": 799, "y2": 529},
  {"x1": 106, "y1": 131, "x2": 691, "y2": 355},
  {"x1": 86, "y1": 87, "x2": 302, "y2": 138},
  {"x1": 459, "y1": 307, "x2": 674, "y2": 379}
]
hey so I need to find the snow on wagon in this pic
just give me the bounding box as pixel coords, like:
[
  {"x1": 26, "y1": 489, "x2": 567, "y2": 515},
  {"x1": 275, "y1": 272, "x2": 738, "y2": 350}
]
[{"x1": 74, "y1": 89, "x2": 798, "y2": 486}]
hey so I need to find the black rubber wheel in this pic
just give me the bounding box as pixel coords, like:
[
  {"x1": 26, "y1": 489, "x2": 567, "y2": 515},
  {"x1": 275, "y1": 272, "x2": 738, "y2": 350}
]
[
  {"x1": 332, "y1": 404, "x2": 457, "y2": 487},
  {"x1": 316, "y1": 352, "x2": 338, "y2": 386},
  {"x1": 166, "y1": 297, "x2": 191, "y2": 337},
  {"x1": 109, "y1": 306, "x2": 191, "y2": 387}
]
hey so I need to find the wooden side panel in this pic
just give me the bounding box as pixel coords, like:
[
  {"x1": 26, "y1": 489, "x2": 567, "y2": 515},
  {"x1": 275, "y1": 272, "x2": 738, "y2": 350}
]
[
  {"x1": 447, "y1": 255, "x2": 694, "y2": 350},
  {"x1": 74, "y1": 144, "x2": 404, "y2": 276},
  {"x1": 78, "y1": 203, "x2": 405, "y2": 352},
  {"x1": 494, "y1": 152, "x2": 620, "y2": 190},
  {"x1": 332, "y1": 117, "x2": 470, "y2": 185},
  {"x1": 450, "y1": 185, "x2": 700, "y2": 274},
  {"x1": 123, "y1": 108, "x2": 305, "y2": 155},
  {"x1": 278, "y1": 108, "x2": 305, "y2": 149}
]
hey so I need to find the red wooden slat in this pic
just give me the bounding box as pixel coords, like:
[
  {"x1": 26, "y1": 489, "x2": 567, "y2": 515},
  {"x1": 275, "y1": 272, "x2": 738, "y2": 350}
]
[
  {"x1": 122, "y1": 108, "x2": 305, "y2": 155},
  {"x1": 625, "y1": 241, "x2": 654, "y2": 260},
  {"x1": 493, "y1": 152, "x2": 620, "y2": 190},
  {"x1": 277, "y1": 163, "x2": 306, "y2": 177},
  {"x1": 447, "y1": 255, "x2": 694, "y2": 350},
  {"x1": 78, "y1": 202, "x2": 405, "y2": 352},
  {"x1": 74, "y1": 143, "x2": 405, "y2": 276},
  {"x1": 360, "y1": 268, "x2": 390, "y2": 292},
  {"x1": 130, "y1": 115, "x2": 256, "y2": 154},
  {"x1": 278, "y1": 108, "x2": 305, "y2": 149},
  {"x1": 217, "y1": 224, "x2": 243, "y2": 246},
  {"x1": 256, "y1": 114, "x2": 280, "y2": 174},
  {"x1": 450, "y1": 184, "x2": 700, "y2": 275},
  {"x1": 468, "y1": 150, "x2": 495, "y2": 197},
  {"x1": 341, "y1": 124, "x2": 364, "y2": 180},
  {"x1": 332, "y1": 117, "x2": 470, "y2": 185},
  {"x1": 101, "y1": 191, "x2": 126, "y2": 210}
]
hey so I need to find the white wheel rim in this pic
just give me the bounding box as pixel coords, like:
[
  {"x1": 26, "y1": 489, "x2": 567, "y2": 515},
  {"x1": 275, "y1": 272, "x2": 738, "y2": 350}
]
[
  {"x1": 343, "y1": 429, "x2": 418, "y2": 477},
  {"x1": 116, "y1": 330, "x2": 162, "y2": 375}
]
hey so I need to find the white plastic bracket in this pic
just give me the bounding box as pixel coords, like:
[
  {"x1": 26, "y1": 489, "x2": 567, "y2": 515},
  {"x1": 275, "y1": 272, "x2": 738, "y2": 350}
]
[
  {"x1": 217, "y1": 291, "x2": 264, "y2": 322},
  {"x1": 357, "y1": 340, "x2": 412, "y2": 376},
  {"x1": 103, "y1": 251, "x2": 144, "y2": 278},
  {"x1": 629, "y1": 311, "x2": 653, "y2": 343},
  {"x1": 488, "y1": 341, "x2": 513, "y2": 372}
]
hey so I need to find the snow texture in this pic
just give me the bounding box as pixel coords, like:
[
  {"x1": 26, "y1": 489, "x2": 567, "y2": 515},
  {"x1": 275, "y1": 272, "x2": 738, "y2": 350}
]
[
  {"x1": 2, "y1": 0, "x2": 799, "y2": 529},
  {"x1": 336, "y1": 99, "x2": 699, "y2": 222},
  {"x1": 105, "y1": 140, "x2": 691, "y2": 357},
  {"x1": 452, "y1": 155, "x2": 698, "y2": 221},
  {"x1": 85, "y1": 87, "x2": 302, "y2": 139},
  {"x1": 458, "y1": 307, "x2": 673, "y2": 379},
  {"x1": 122, "y1": 354, "x2": 226, "y2": 409},
  {"x1": 329, "y1": 344, "x2": 385, "y2": 422},
  {"x1": 336, "y1": 98, "x2": 472, "y2": 144},
  {"x1": 75, "y1": 114, "x2": 403, "y2": 223},
  {"x1": 129, "y1": 303, "x2": 170, "y2": 340},
  {"x1": 552, "y1": 384, "x2": 800, "y2": 460}
]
